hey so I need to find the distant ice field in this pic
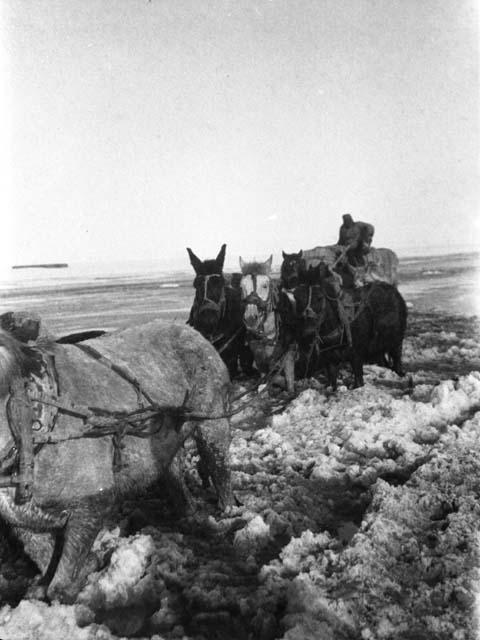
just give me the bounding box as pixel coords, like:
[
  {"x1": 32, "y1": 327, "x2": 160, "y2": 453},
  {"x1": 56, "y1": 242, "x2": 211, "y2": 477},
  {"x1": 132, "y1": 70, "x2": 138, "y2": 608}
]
[{"x1": 0, "y1": 251, "x2": 478, "y2": 335}]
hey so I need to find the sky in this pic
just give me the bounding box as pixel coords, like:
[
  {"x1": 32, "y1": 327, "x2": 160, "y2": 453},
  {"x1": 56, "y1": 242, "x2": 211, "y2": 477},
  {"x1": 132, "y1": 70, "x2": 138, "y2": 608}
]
[{"x1": 0, "y1": 0, "x2": 478, "y2": 271}]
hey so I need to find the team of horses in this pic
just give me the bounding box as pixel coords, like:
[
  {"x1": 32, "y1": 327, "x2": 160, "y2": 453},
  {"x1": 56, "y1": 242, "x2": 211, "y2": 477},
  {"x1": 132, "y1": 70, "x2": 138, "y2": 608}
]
[
  {"x1": 187, "y1": 242, "x2": 407, "y2": 393},
  {"x1": 0, "y1": 237, "x2": 406, "y2": 604}
]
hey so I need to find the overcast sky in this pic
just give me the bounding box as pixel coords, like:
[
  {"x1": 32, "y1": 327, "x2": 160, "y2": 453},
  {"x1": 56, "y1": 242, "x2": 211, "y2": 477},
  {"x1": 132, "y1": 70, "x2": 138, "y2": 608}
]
[{"x1": 0, "y1": 0, "x2": 478, "y2": 270}]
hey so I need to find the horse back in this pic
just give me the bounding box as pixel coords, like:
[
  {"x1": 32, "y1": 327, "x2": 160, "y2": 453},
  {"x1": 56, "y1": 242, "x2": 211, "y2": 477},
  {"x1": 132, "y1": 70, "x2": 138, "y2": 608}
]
[
  {"x1": 364, "y1": 247, "x2": 399, "y2": 286},
  {"x1": 355, "y1": 282, "x2": 407, "y2": 337},
  {"x1": 59, "y1": 321, "x2": 228, "y2": 408},
  {"x1": 302, "y1": 245, "x2": 342, "y2": 269}
]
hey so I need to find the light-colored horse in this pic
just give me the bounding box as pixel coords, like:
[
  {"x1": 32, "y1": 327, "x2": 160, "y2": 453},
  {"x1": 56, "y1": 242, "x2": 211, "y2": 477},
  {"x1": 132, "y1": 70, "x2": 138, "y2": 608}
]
[
  {"x1": 238, "y1": 256, "x2": 296, "y2": 391},
  {"x1": 0, "y1": 321, "x2": 232, "y2": 602}
]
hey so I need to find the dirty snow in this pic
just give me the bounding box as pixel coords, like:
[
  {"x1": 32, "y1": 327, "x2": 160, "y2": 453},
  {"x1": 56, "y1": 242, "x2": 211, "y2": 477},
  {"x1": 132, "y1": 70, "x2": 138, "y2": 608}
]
[{"x1": 0, "y1": 311, "x2": 480, "y2": 639}]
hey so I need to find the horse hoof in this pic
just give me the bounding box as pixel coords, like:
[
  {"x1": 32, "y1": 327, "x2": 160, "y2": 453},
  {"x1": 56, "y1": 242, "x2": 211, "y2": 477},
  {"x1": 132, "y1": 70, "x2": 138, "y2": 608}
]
[
  {"x1": 25, "y1": 581, "x2": 48, "y2": 601},
  {"x1": 233, "y1": 492, "x2": 244, "y2": 508},
  {"x1": 47, "y1": 582, "x2": 79, "y2": 604}
]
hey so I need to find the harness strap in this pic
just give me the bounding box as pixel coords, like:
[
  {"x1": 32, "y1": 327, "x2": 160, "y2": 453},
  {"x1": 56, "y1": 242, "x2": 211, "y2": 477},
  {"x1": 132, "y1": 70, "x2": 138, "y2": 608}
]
[
  {"x1": 242, "y1": 274, "x2": 275, "y2": 342},
  {"x1": 112, "y1": 421, "x2": 128, "y2": 471},
  {"x1": 217, "y1": 325, "x2": 244, "y2": 354},
  {"x1": 31, "y1": 398, "x2": 188, "y2": 443},
  {"x1": 304, "y1": 287, "x2": 314, "y2": 316},
  {"x1": 74, "y1": 343, "x2": 156, "y2": 408}
]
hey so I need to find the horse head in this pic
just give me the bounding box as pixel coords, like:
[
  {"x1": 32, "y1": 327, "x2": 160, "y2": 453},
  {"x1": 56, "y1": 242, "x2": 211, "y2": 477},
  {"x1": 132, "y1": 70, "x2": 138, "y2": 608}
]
[
  {"x1": 292, "y1": 262, "x2": 337, "y2": 338},
  {"x1": 238, "y1": 255, "x2": 274, "y2": 333},
  {"x1": 280, "y1": 250, "x2": 305, "y2": 290},
  {"x1": 187, "y1": 244, "x2": 227, "y2": 340}
]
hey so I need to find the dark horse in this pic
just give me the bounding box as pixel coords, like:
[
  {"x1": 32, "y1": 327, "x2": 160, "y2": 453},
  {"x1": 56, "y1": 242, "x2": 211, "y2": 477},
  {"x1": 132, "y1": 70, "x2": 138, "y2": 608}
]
[
  {"x1": 286, "y1": 262, "x2": 407, "y2": 390},
  {"x1": 280, "y1": 249, "x2": 356, "y2": 291},
  {"x1": 187, "y1": 245, "x2": 253, "y2": 378},
  {"x1": 278, "y1": 250, "x2": 354, "y2": 392}
]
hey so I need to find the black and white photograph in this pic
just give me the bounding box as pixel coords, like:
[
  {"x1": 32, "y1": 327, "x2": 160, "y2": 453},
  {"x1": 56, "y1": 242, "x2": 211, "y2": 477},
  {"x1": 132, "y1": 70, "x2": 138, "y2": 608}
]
[{"x1": 0, "y1": 1, "x2": 478, "y2": 639}]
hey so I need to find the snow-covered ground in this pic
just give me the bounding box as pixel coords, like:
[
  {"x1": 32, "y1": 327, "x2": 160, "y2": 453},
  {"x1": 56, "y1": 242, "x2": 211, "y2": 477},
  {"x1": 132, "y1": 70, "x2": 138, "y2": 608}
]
[{"x1": 1, "y1": 310, "x2": 480, "y2": 640}]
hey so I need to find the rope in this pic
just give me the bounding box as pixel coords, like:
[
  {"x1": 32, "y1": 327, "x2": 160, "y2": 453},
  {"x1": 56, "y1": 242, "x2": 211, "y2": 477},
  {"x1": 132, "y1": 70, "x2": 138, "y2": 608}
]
[
  {"x1": 217, "y1": 326, "x2": 244, "y2": 354},
  {"x1": 330, "y1": 244, "x2": 350, "y2": 269},
  {"x1": 33, "y1": 351, "x2": 292, "y2": 433}
]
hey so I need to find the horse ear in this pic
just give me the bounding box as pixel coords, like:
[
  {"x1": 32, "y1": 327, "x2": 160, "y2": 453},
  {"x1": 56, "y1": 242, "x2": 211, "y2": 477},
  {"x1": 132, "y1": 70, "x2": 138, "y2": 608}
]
[
  {"x1": 187, "y1": 248, "x2": 203, "y2": 274},
  {"x1": 298, "y1": 250, "x2": 303, "y2": 258},
  {"x1": 216, "y1": 244, "x2": 226, "y2": 270},
  {"x1": 239, "y1": 256, "x2": 245, "y2": 271},
  {"x1": 282, "y1": 250, "x2": 287, "y2": 259}
]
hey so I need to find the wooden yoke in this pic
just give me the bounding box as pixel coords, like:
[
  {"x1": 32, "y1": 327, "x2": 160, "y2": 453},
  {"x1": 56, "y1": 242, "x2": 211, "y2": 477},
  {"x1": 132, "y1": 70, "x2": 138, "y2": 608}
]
[{"x1": 6, "y1": 377, "x2": 34, "y2": 504}]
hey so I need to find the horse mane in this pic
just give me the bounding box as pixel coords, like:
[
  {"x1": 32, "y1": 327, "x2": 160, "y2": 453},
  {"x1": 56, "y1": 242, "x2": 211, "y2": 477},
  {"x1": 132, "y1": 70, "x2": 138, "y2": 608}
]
[
  {"x1": 0, "y1": 329, "x2": 25, "y2": 393},
  {"x1": 0, "y1": 329, "x2": 42, "y2": 395},
  {"x1": 240, "y1": 261, "x2": 271, "y2": 276}
]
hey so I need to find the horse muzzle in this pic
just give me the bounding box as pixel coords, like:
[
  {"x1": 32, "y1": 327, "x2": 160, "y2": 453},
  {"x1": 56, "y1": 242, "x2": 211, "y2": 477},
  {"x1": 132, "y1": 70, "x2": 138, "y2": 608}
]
[
  {"x1": 195, "y1": 303, "x2": 223, "y2": 338},
  {"x1": 198, "y1": 299, "x2": 223, "y2": 316},
  {"x1": 243, "y1": 304, "x2": 263, "y2": 332}
]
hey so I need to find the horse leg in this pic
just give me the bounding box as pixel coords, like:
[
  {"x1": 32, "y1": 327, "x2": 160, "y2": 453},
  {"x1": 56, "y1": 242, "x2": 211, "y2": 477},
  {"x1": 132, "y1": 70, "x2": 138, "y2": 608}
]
[
  {"x1": 375, "y1": 353, "x2": 389, "y2": 367},
  {"x1": 162, "y1": 452, "x2": 195, "y2": 515},
  {"x1": 11, "y1": 528, "x2": 58, "y2": 599},
  {"x1": 190, "y1": 377, "x2": 233, "y2": 511},
  {"x1": 350, "y1": 353, "x2": 364, "y2": 388},
  {"x1": 283, "y1": 347, "x2": 296, "y2": 395},
  {"x1": 391, "y1": 344, "x2": 405, "y2": 377},
  {"x1": 194, "y1": 417, "x2": 232, "y2": 511},
  {"x1": 223, "y1": 349, "x2": 239, "y2": 379},
  {"x1": 46, "y1": 501, "x2": 105, "y2": 603},
  {"x1": 239, "y1": 343, "x2": 255, "y2": 376},
  {"x1": 326, "y1": 362, "x2": 339, "y2": 391},
  {"x1": 13, "y1": 528, "x2": 55, "y2": 574},
  {"x1": 295, "y1": 351, "x2": 308, "y2": 380}
]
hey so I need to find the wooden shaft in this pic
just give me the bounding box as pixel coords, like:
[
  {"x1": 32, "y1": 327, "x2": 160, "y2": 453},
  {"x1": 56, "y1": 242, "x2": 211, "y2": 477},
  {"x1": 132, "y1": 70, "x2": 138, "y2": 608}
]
[{"x1": 6, "y1": 377, "x2": 34, "y2": 503}]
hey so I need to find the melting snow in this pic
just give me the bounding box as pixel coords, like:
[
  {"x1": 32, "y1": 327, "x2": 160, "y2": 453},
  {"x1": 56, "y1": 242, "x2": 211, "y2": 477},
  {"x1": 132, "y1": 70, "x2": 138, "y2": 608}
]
[{"x1": 1, "y1": 312, "x2": 480, "y2": 639}]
